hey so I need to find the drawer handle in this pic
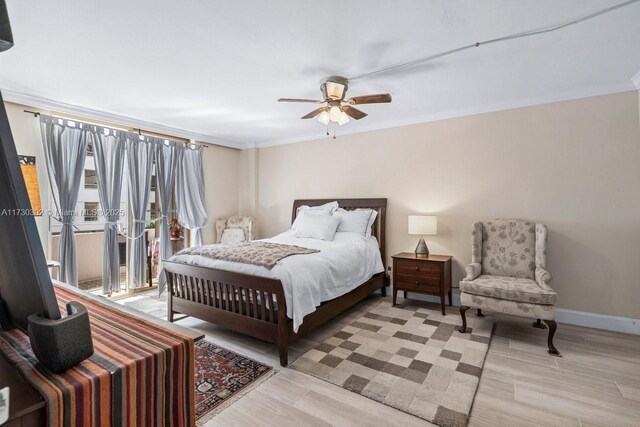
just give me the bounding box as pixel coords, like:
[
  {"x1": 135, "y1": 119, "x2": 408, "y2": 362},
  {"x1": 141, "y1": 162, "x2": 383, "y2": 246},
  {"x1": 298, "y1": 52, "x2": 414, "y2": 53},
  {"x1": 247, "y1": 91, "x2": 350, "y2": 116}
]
[
  {"x1": 415, "y1": 267, "x2": 419, "y2": 271},
  {"x1": 415, "y1": 280, "x2": 419, "y2": 285}
]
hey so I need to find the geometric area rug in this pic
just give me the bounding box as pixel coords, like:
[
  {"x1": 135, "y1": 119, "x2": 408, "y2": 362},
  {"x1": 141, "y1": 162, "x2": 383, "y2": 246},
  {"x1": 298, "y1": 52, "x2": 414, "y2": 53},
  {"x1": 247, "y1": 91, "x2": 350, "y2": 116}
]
[
  {"x1": 195, "y1": 340, "x2": 274, "y2": 425},
  {"x1": 292, "y1": 300, "x2": 493, "y2": 427}
]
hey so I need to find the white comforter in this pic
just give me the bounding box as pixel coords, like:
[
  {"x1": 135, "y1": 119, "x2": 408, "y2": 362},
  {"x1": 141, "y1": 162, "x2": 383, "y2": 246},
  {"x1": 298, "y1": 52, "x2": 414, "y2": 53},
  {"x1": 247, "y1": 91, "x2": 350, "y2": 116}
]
[{"x1": 169, "y1": 231, "x2": 384, "y2": 332}]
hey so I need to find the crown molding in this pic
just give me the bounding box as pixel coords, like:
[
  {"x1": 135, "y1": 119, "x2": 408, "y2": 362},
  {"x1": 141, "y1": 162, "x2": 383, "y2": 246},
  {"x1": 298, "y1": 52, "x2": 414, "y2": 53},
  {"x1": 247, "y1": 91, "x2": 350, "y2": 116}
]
[
  {"x1": 3, "y1": 82, "x2": 635, "y2": 151},
  {"x1": 632, "y1": 70, "x2": 640, "y2": 90},
  {"x1": 0, "y1": 89, "x2": 248, "y2": 150},
  {"x1": 256, "y1": 83, "x2": 636, "y2": 149}
]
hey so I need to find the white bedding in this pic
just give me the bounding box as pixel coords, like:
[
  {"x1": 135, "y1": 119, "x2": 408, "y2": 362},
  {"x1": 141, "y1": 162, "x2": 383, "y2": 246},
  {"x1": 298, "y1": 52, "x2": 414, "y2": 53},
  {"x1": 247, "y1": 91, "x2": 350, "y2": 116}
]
[{"x1": 168, "y1": 231, "x2": 384, "y2": 332}]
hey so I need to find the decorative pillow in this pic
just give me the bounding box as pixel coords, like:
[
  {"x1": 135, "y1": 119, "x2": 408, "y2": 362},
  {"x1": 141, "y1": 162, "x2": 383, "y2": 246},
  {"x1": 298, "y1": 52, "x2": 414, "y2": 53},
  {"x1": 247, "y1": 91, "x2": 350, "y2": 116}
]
[
  {"x1": 290, "y1": 213, "x2": 342, "y2": 240},
  {"x1": 296, "y1": 201, "x2": 339, "y2": 216},
  {"x1": 220, "y1": 228, "x2": 246, "y2": 244},
  {"x1": 332, "y1": 208, "x2": 377, "y2": 238},
  {"x1": 293, "y1": 201, "x2": 339, "y2": 231}
]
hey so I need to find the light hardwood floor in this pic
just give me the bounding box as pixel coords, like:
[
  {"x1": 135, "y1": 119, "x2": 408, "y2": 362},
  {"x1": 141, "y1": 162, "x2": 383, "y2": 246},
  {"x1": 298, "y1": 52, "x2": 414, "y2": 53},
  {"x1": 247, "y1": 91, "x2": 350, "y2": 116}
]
[{"x1": 120, "y1": 292, "x2": 640, "y2": 426}]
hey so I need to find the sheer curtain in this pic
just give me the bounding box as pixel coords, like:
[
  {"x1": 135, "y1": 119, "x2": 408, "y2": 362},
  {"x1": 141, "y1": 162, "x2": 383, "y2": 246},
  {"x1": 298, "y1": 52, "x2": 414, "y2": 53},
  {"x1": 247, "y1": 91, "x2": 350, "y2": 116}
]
[
  {"x1": 40, "y1": 115, "x2": 89, "y2": 286},
  {"x1": 91, "y1": 127, "x2": 126, "y2": 295},
  {"x1": 155, "y1": 141, "x2": 183, "y2": 294},
  {"x1": 125, "y1": 135, "x2": 155, "y2": 289},
  {"x1": 176, "y1": 145, "x2": 208, "y2": 247}
]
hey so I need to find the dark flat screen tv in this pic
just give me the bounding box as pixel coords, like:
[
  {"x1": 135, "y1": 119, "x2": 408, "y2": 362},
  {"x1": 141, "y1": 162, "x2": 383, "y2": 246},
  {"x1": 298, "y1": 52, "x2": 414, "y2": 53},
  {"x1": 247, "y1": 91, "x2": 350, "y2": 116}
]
[{"x1": 0, "y1": 90, "x2": 61, "y2": 330}]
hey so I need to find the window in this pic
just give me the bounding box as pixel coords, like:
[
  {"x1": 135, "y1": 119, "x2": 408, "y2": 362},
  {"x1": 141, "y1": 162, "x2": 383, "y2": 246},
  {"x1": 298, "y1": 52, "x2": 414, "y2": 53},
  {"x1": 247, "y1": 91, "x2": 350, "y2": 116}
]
[
  {"x1": 84, "y1": 202, "x2": 98, "y2": 222},
  {"x1": 84, "y1": 170, "x2": 97, "y2": 189}
]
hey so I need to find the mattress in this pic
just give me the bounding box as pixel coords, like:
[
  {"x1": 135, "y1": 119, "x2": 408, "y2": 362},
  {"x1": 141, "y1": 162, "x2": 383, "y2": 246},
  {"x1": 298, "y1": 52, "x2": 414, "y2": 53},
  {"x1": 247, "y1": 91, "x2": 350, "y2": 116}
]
[{"x1": 168, "y1": 231, "x2": 384, "y2": 332}]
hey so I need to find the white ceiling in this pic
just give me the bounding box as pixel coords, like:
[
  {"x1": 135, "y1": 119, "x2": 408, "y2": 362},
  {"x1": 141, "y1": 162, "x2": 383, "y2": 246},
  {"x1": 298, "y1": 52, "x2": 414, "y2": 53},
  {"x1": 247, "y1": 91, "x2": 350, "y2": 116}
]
[{"x1": 1, "y1": 0, "x2": 639, "y2": 148}]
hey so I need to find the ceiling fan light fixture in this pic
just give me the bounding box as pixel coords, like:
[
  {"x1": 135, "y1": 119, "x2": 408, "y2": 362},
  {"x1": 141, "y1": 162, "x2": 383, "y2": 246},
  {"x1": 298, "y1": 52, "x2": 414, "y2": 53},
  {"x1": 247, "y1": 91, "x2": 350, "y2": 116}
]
[
  {"x1": 329, "y1": 105, "x2": 342, "y2": 122},
  {"x1": 337, "y1": 111, "x2": 350, "y2": 126},
  {"x1": 324, "y1": 81, "x2": 346, "y2": 100},
  {"x1": 317, "y1": 111, "x2": 330, "y2": 125}
]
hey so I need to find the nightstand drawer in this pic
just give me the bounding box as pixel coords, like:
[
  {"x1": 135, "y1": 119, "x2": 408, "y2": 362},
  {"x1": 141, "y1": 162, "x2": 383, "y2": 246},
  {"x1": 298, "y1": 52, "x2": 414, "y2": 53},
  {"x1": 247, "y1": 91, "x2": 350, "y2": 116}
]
[
  {"x1": 395, "y1": 273, "x2": 440, "y2": 287},
  {"x1": 394, "y1": 280, "x2": 440, "y2": 294},
  {"x1": 395, "y1": 259, "x2": 441, "y2": 277}
]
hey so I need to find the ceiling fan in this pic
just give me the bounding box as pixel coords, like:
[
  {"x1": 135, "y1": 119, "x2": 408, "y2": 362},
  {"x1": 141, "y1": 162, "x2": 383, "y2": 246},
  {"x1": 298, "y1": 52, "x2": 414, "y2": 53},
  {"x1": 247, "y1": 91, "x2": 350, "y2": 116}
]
[{"x1": 278, "y1": 76, "x2": 391, "y2": 127}]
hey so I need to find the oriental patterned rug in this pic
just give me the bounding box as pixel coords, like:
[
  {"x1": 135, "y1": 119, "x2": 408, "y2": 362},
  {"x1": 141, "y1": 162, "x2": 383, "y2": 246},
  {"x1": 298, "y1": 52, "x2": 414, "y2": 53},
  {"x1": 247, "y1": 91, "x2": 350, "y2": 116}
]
[
  {"x1": 194, "y1": 340, "x2": 273, "y2": 425},
  {"x1": 292, "y1": 300, "x2": 493, "y2": 427}
]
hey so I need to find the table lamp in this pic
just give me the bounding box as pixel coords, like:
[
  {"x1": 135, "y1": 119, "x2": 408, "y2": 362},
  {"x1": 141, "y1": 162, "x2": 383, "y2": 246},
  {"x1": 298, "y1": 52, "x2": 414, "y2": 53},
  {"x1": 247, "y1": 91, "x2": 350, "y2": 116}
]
[{"x1": 408, "y1": 215, "x2": 437, "y2": 257}]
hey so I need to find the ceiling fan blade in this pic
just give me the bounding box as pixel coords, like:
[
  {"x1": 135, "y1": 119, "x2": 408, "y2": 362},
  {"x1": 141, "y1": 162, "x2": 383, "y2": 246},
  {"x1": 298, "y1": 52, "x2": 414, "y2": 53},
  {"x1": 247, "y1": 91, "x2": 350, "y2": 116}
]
[
  {"x1": 301, "y1": 107, "x2": 326, "y2": 119},
  {"x1": 347, "y1": 93, "x2": 392, "y2": 105},
  {"x1": 343, "y1": 106, "x2": 368, "y2": 120},
  {"x1": 278, "y1": 98, "x2": 322, "y2": 103}
]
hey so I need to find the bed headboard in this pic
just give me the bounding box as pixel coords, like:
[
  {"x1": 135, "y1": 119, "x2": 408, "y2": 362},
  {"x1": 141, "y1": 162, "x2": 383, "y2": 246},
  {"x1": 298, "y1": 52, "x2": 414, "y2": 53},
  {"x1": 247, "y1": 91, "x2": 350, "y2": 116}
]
[{"x1": 291, "y1": 198, "x2": 387, "y2": 268}]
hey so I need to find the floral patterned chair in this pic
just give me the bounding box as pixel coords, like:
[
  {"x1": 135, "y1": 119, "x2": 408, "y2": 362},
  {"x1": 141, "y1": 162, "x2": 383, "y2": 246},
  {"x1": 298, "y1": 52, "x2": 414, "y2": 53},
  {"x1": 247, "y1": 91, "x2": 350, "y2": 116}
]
[
  {"x1": 458, "y1": 219, "x2": 560, "y2": 355},
  {"x1": 215, "y1": 215, "x2": 257, "y2": 244}
]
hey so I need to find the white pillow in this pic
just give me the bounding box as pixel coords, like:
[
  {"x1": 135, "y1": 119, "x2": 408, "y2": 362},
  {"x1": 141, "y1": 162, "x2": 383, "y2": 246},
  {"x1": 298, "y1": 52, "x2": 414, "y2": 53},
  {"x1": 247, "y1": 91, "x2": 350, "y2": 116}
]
[
  {"x1": 296, "y1": 201, "x2": 339, "y2": 216},
  {"x1": 220, "y1": 228, "x2": 245, "y2": 244},
  {"x1": 292, "y1": 201, "x2": 339, "y2": 231},
  {"x1": 290, "y1": 213, "x2": 342, "y2": 240},
  {"x1": 333, "y1": 208, "x2": 378, "y2": 238}
]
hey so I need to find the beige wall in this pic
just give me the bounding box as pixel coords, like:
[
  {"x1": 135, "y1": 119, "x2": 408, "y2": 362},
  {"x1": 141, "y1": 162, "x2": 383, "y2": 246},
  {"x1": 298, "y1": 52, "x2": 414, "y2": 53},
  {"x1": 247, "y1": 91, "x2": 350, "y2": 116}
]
[
  {"x1": 200, "y1": 144, "x2": 241, "y2": 244},
  {"x1": 238, "y1": 148, "x2": 258, "y2": 218},
  {"x1": 254, "y1": 91, "x2": 640, "y2": 319}
]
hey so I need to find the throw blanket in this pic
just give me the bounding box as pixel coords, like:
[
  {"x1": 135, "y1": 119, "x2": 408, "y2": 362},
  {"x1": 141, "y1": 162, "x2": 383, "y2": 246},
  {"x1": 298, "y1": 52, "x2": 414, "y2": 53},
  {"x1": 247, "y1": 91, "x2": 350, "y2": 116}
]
[
  {"x1": 175, "y1": 241, "x2": 319, "y2": 269},
  {"x1": 0, "y1": 283, "x2": 194, "y2": 427}
]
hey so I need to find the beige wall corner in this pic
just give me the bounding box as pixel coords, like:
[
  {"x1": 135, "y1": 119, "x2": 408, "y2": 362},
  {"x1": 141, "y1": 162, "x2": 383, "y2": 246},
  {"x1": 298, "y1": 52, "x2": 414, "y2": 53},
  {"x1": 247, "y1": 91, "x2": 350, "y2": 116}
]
[{"x1": 255, "y1": 91, "x2": 640, "y2": 319}]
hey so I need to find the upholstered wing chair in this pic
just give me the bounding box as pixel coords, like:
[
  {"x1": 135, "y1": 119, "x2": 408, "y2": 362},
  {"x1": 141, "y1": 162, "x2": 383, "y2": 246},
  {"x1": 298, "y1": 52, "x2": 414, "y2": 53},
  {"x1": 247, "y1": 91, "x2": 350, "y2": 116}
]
[
  {"x1": 215, "y1": 215, "x2": 257, "y2": 244},
  {"x1": 458, "y1": 219, "x2": 559, "y2": 355}
]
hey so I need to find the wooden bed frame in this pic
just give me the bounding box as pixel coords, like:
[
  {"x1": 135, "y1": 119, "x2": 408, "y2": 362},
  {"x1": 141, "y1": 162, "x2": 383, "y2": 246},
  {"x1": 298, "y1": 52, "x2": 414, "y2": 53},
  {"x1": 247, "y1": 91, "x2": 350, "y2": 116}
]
[{"x1": 164, "y1": 198, "x2": 388, "y2": 366}]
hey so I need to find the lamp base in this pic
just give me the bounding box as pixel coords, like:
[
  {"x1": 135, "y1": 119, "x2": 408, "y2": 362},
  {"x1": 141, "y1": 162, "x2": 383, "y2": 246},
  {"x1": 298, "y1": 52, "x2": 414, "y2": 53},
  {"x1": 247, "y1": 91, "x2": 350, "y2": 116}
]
[{"x1": 414, "y1": 237, "x2": 429, "y2": 257}]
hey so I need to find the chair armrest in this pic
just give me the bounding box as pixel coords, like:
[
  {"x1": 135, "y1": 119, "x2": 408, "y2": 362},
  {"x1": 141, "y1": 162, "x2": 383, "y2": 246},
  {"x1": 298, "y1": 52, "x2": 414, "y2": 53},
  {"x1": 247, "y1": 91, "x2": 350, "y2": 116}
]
[
  {"x1": 535, "y1": 267, "x2": 553, "y2": 290},
  {"x1": 464, "y1": 263, "x2": 481, "y2": 281}
]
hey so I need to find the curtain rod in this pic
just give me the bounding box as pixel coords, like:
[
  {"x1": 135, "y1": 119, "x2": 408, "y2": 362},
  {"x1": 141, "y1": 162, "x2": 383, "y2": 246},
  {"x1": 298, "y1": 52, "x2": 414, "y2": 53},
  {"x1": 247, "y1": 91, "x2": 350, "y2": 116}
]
[{"x1": 23, "y1": 109, "x2": 208, "y2": 148}]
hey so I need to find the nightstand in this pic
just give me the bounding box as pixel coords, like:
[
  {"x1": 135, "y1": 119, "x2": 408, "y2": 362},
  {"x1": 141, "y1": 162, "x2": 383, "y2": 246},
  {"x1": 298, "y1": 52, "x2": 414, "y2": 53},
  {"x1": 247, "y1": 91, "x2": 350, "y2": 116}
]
[{"x1": 391, "y1": 252, "x2": 453, "y2": 315}]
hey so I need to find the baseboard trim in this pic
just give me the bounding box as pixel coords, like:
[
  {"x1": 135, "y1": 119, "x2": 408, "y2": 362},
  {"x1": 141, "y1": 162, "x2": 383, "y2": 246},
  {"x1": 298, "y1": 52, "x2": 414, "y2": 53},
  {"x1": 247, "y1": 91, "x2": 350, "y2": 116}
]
[
  {"x1": 555, "y1": 308, "x2": 639, "y2": 336},
  {"x1": 378, "y1": 287, "x2": 640, "y2": 335}
]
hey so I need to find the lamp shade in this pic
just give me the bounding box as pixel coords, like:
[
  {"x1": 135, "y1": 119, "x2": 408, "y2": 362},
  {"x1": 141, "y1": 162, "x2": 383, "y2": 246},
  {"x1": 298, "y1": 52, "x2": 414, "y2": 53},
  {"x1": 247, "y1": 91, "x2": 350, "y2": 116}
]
[
  {"x1": 0, "y1": 0, "x2": 14, "y2": 52},
  {"x1": 408, "y1": 215, "x2": 437, "y2": 235}
]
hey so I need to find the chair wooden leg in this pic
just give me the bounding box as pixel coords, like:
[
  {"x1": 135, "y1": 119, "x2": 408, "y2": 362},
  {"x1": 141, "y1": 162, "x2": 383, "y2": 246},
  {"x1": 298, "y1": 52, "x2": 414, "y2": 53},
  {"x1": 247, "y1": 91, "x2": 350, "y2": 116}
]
[
  {"x1": 459, "y1": 306, "x2": 470, "y2": 333},
  {"x1": 532, "y1": 318, "x2": 547, "y2": 329},
  {"x1": 476, "y1": 308, "x2": 485, "y2": 317},
  {"x1": 543, "y1": 320, "x2": 561, "y2": 356}
]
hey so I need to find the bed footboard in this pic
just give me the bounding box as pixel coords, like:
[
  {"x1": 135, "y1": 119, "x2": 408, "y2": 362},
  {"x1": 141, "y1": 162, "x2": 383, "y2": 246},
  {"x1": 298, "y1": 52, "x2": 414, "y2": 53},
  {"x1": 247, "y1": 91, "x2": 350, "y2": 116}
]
[{"x1": 163, "y1": 261, "x2": 291, "y2": 366}]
